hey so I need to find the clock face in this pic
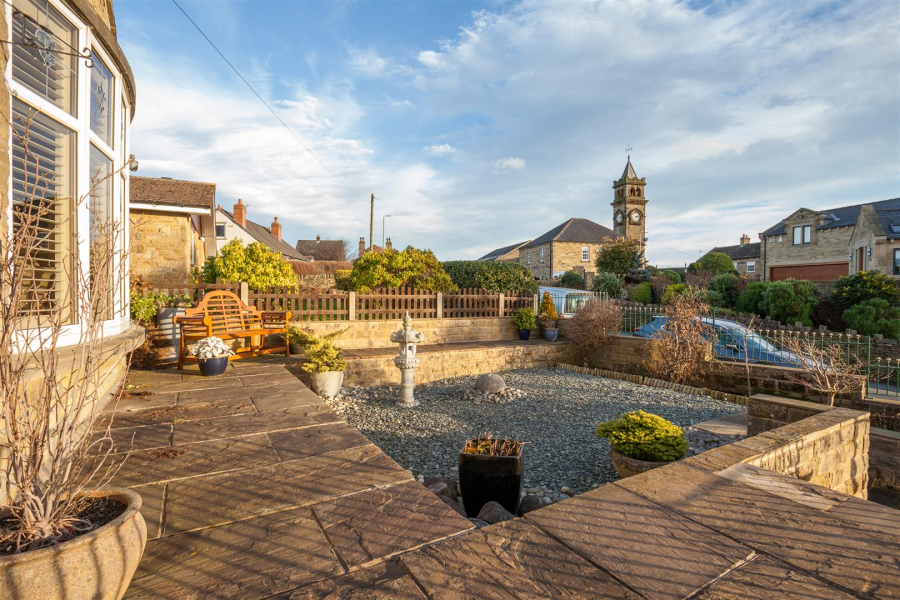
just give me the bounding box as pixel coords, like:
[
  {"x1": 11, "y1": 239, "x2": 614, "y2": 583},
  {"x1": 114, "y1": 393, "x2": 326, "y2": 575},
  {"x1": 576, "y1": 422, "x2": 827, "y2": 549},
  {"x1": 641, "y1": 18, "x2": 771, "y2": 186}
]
[
  {"x1": 615, "y1": 211, "x2": 624, "y2": 224},
  {"x1": 630, "y1": 210, "x2": 642, "y2": 224}
]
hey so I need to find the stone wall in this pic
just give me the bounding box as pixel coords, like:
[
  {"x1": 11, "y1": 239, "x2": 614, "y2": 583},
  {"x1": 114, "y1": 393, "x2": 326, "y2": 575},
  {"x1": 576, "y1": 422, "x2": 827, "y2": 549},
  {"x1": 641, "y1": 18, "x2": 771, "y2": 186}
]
[
  {"x1": 130, "y1": 211, "x2": 202, "y2": 284},
  {"x1": 518, "y1": 241, "x2": 603, "y2": 281},
  {"x1": 870, "y1": 429, "x2": 900, "y2": 490},
  {"x1": 301, "y1": 317, "x2": 523, "y2": 349},
  {"x1": 518, "y1": 242, "x2": 552, "y2": 280},
  {"x1": 315, "y1": 341, "x2": 574, "y2": 387},
  {"x1": 744, "y1": 395, "x2": 869, "y2": 497},
  {"x1": 761, "y1": 207, "x2": 853, "y2": 278}
]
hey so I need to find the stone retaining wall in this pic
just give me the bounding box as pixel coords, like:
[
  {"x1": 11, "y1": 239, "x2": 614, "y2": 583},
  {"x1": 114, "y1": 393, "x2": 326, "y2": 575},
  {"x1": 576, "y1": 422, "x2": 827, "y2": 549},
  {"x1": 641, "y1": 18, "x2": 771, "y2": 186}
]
[
  {"x1": 746, "y1": 395, "x2": 870, "y2": 497},
  {"x1": 301, "y1": 342, "x2": 574, "y2": 387},
  {"x1": 301, "y1": 317, "x2": 522, "y2": 349},
  {"x1": 871, "y1": 429, "x2": 900, "y2": 490}
]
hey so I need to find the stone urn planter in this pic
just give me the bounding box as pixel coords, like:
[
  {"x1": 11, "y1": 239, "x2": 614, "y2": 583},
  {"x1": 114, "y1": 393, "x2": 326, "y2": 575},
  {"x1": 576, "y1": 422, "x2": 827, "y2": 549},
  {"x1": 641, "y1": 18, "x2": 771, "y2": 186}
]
[
  {"x1": 459, "y1": 437, "x2": 524, "y2": 517},
  {"x1": 0, "y1": 487, "x2": 147, "y2": 600},
  {"x1": 609, "y1": 447, "x2": 673, "y2": 479},
  {"x1": 155, "y1": 307, "x2": 185, "y2": 345},
  {"x1": 309, "y1": 371, "x2": 344, "y2": 400}
]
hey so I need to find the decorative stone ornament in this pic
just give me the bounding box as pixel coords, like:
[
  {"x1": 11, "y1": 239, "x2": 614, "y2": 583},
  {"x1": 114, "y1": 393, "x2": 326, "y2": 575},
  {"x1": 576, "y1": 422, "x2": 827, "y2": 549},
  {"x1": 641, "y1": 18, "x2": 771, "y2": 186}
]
[{"x1": 390, "y1": 312, "x2": 425, "y2": 407}]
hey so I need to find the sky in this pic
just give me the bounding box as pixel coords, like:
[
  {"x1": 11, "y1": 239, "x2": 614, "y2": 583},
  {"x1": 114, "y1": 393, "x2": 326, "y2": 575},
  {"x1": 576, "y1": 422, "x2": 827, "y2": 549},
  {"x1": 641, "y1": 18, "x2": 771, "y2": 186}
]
[{"x1": 115, "y1": 0, "x2": 900, "y2": 266}]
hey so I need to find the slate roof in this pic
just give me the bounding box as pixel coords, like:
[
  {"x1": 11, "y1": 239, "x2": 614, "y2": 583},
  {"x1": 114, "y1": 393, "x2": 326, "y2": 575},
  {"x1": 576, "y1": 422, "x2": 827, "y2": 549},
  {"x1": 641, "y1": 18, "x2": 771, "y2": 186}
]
[
  {"x1": 478, "y1": 240, "x2": 530, "y2": 261},
  {"x1": 522, "y1": 218, "x2": 620, "y2": 249},
  {"x1": 296, "y1": 239, "x2": 346, "y2": 261},
  {"x1": 220, "y1": 209, "x2": 308, "y2": 260},
  {"x1": 708, "y1": 242, "x2": 761, "y2": 261},
  {"x1": 129, "y1": 176, "x2": 215, "y2": 210},
  {"x1": 762, "y1": 197, "x2": 900, "y2": 239}
]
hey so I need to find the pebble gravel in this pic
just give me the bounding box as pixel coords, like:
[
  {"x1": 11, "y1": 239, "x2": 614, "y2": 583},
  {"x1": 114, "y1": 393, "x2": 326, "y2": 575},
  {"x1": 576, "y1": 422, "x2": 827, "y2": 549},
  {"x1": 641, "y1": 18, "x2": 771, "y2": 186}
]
[{"x1": 328, "y1": 367, "x2": 746, "y2": 499}]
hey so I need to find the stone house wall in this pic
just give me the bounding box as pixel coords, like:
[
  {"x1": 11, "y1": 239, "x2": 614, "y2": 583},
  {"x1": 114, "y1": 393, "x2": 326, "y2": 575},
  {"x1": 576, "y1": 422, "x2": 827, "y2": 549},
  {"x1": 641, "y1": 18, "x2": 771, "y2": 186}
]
[
  {"x1": 848, "y1": 205, "x2": 900, "y2": 277},
  {"x1": 733, "y1": 258, "x2": 760, "y2": 281},
  {"x1": 302, "y1": 317, "x2": 522, "y2": 349},
  {"x1": 130, "y1": 210, "x2": 203, "y2": 284},
  {"x1": 745, "y1": 395, "x2": 871, "y2": 497},
  {"x1": 518, "y1": 241, "x2": 601, "y2": 281},
  {"x1": 762, "y1": 208, "x2": 853, "y2": 277},
  {"x1": 518, "y1": 242, "x2": 552, "y2": 280}
]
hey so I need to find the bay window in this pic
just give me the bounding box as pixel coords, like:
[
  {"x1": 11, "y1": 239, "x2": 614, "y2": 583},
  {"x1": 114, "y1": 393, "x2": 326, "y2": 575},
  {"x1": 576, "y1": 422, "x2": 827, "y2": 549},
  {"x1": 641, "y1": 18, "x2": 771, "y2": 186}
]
[{"x1": 7, "y1": 0, "x2": 132, "y2": 340}]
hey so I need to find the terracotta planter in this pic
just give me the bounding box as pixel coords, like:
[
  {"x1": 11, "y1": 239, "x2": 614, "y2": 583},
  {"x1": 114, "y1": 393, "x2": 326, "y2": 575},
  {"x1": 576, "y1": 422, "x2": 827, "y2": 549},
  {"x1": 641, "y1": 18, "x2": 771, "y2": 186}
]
[
  {"x1": 609, "y1": 447, "x2": 674, "y2": 479},
  {"x1": 309, "y1": 370, "x2": 345, "y2": 400},
  {"x1": 0, "y1": 487, "x2": 146, "y2": 600}
]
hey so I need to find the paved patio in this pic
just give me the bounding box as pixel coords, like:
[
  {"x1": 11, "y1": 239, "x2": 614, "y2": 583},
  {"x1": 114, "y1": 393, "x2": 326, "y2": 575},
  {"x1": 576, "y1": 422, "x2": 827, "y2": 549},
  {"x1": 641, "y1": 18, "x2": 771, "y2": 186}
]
[{"x1": 107, "y1": 360, "x2": 900, "y2": 599}]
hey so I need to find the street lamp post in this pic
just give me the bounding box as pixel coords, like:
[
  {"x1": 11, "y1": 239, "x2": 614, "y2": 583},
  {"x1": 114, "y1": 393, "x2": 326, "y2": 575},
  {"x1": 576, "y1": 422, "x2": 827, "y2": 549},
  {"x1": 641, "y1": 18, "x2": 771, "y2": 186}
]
[{"x1": 382, "y1": 214, "x2": 392, "y2": 249}]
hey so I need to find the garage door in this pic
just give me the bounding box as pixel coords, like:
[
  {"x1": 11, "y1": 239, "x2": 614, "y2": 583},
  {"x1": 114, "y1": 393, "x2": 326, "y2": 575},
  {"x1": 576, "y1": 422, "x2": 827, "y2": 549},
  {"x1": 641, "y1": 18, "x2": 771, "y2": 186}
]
[{"x1": 769, "y1": 263, "x2": 848, "y2": 282}]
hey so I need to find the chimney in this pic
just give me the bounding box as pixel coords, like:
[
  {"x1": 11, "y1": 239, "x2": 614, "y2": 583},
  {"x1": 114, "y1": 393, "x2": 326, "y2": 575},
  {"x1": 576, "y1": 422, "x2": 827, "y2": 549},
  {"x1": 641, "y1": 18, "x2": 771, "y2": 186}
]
[
  {"x1": 270, "y1": 217, "x2": 282, "y2": 241},
  {"x1": 386, "y1": 237, "x2": 392, "y2": 251},
  {"x1": 740, "y1": 233, "x2": 750, "y2": 246},
  {"x1": 316, "y1": 235, "x2": 321, "y2": 243},
  {"x1": 359, "y1": 237, "x2": 366, "y2": 256},
  {"x1": 233, "y1": 198, "x2": 247, "y2": 228}
]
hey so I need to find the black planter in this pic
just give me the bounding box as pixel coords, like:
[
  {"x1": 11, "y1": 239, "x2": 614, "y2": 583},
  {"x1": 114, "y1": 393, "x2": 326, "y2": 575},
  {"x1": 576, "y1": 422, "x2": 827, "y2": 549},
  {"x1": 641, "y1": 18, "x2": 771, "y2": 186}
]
[
  {"x1": 518, "y1": 329, "x2": 531, "y2": 340},
  {"x1": 459, "y1": 442, "x2": 524, "y2": 517},
  {"x1": 198, "y1": 356, "x2": 229, "y2": 376}
]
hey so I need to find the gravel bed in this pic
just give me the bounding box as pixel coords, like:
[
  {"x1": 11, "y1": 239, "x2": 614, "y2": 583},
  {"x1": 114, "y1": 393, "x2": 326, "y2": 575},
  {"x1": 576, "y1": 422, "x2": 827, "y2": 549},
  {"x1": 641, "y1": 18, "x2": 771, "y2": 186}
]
[{"x1": 328, "y1": 367, "x2": 745, "y2": 499}]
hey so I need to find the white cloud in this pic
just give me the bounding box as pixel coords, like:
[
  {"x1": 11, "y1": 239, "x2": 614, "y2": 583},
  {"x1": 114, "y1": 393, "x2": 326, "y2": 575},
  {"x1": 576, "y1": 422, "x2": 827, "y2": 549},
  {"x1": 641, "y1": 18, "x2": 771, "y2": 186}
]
[
  {"x1": 492, "y1": 157, "x2": 526, "y2": 173},
  {"x1": 423, "y1": 143, "x2": 457, "y2": 156},
  {"x1": 347, "y1": 47, "x2": 388, "y2": 77}
]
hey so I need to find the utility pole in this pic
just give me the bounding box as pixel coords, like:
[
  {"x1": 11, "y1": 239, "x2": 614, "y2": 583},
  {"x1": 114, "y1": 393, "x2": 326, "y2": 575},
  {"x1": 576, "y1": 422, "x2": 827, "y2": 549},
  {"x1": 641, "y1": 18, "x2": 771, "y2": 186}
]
[{"x1": 369, "y1": 193, "x2": 375, "y2": 253}]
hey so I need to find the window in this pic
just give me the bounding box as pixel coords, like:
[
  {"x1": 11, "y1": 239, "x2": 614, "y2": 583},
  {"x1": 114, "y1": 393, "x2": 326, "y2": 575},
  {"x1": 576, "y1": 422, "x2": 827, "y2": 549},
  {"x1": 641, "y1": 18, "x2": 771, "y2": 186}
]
[
  {"x1": 11, "y1": 98, "x2": 76, "y2": 323},
  {"x1": 894, "y1": 250, "x2": 900, "y2": 275},
  {"x1": 746, "y1": 261, "x2": 756, "y2": 273},
  {"x1": 540, "y1": 247, "x2": 545, "y2": 262},
  {"x1": 581, "y1": 246, "x2": 590, "y2": 261},
  {"x1": 89, "y1": 145, "x2": 114, "y2": 319},
  {"x1": 90, "y1": 55, "x2": 114, "y2": 147},
  {"x1": 215, "y1": 224, "x2": 226, "y2": 238},
  {"x1": 11, "y1": 0, "x2": 78, "y2": 115},
  {"x1": 793, "y1": 225, "x2": 811, "y2": 245}
]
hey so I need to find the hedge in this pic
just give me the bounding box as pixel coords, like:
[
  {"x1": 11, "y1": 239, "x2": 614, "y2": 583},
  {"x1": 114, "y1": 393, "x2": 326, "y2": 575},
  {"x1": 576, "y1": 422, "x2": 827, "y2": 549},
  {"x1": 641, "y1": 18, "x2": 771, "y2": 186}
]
[{"x1": 441, "y1": 261, "x2": 538, "y2": 294}]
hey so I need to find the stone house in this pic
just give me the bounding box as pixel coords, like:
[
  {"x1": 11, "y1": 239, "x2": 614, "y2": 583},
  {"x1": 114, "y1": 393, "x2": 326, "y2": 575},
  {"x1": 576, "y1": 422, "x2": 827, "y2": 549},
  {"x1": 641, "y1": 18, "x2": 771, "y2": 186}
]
[
  {"x1": 216, "y1": 199, "x2": 308, "y2": 261},
  {"x1": 296, "y1": 236, "x2": 346, "y2": 261},
  {"x1": 704, "y1": 235, "x2": 761, "y2": 280},
  {"x1": 760, "y1": 198, "x2": 900, "y2": 281},
  {"x1": 478, "y1": 240, "x2": 531, "y2": 262},
  {"x1": 518, "y1": 218, "x2": 620, "y2": 280},
  {"x1": 129, "y1": 176, "x2": 216, "y2": 283}
]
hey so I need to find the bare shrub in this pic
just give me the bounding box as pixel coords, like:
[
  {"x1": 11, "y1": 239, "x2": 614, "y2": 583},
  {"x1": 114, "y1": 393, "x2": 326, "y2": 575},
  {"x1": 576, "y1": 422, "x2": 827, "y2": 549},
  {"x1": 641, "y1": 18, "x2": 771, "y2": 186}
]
[
  {"x1": 646, "y1": 293, "x2": 714, "y2": 384},
  {"x1": 1, "y1": 110, "x2": 130, "y2": 552},
  {"x1": 779, "y1": 334, "x2": 864, "y2": 407},
  {"x1": 570, "y1": 299, "x2": 624, "y2": 365},
  {"x1": 289, "y1": 260, "x2": 353, "y2": 277}
]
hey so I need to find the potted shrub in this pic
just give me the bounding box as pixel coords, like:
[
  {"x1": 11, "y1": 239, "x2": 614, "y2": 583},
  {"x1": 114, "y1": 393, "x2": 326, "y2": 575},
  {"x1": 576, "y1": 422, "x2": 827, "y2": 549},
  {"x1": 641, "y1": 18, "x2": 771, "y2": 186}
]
[
  {"x1": 190, "y1": 336, "x2": 235, "y2": 376},
  {"x1": 538, "y1": 290, "x2": 559, "y2": 340},
  {"x1": 289, "y1": 327, "x2": 347, "y2": 399},
  {"x1": 513, "y1": 308, "x2": 536, "y2": 340},
  {"x1": 595, "y1": 410, "x2": 687, "y2": 478},
  {"x1": 459, "y1": 434, "x2": 524, "y2": 517}
]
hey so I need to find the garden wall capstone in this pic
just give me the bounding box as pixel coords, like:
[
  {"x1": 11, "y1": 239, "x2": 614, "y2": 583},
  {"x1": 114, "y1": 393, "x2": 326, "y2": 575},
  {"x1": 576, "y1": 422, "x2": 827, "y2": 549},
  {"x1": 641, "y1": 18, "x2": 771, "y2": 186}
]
[{"x1": 301, "y1": 317, "x2": 522, "y2": 349}]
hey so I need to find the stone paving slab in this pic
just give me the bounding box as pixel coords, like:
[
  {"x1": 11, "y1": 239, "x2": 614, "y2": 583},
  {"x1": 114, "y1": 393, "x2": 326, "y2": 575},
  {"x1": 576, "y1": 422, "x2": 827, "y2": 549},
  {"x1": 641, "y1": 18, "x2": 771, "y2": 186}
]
[
  {"x1": 399, "y1": 518, "x2": 641, "y2": 599},
  {"x1": 525, "y1": 483, "x2": 752, "y2": 599},
  {"x1": 616, "y1": 463, "x2": 900, "y2": 597},
  {"x1": 161, "y1": 444, "x2": 411, "y2": 535},
  {"x1": 171, "y1": 404, "x2": 342, "y2": 445},
  {"x1": 693, "y1": 411, "x2": 748, "y2": 436},
  {"x1": 274, "y1": 561, "x2": 426, "y2": 599},
  {"x1": 310, "y1": 481, "x2": 473, "y2": 569},
  {"x1": 716, "y1": 462, "x2": 850, "y2": 511},
  {"x1": 103, "y1": 398, "x2": 256, "y2": 429},
  {"x1": 126, "y1": 506, "x2": 343, "y2": 599},
  {"x1": 110, "y1": 433, "x2": 281, "y2": 488},
  {"x1": 138, "y1": 484, "x2": 166, "y2": 540},
  {"x1": 267, "y1": 423, "x2": 374, "y2": 462},
  {"x1": 825, "y1": 495, "x2": 900, "y2": 538},
  {"x1": 104, "y1": 423, "x2": 173, "y2": 454},
  {"x1": 694, "y1": 556, "x2": 855, "y2": 599},
  {"x1": 113, "y1": 390, "x2": 178, "y2": 413}
]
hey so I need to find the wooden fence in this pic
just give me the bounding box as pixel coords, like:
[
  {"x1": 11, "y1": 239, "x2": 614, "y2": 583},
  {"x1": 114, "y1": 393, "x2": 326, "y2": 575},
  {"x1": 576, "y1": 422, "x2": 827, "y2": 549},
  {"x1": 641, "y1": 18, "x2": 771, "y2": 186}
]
[{"x1": 150, "y1": 279, "x2": 241, "y2": 305}]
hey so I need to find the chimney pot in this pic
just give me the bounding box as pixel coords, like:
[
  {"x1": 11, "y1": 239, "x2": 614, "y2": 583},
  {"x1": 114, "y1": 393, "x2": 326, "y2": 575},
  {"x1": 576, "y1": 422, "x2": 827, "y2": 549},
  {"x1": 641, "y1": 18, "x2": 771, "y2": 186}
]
[
  {"x1": 233, "y1": 199, "x2": 247, "y2": 228},
  {"x1": 386, "y1": 237, "x2": 392, "y2": 251},
  {"x1": 740, "y1": 233, "x2": 751, "y2": 246},
  {"x1": 359, "y1": 237, "x2": 366, "y2": 256},
  {"x1": 270, "y1": 217, "x2": 282, "y2": 241}
]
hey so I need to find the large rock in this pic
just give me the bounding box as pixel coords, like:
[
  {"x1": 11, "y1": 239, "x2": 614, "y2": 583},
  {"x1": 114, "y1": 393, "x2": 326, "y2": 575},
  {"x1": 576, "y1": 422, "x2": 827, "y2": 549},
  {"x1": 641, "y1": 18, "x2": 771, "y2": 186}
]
[
  {"x1": 468, "y1": 518, "x2": 490, "y2": 529},
  {"x1": 475, "y1": 374, "x2": 505, "y2": 394},
  {"x1": 518, "y1": 494, "x2": 550, "y2": 516},
  {"x1": 427, "y1": 481, "x2": 457, "y2": 502},
  {"x1": 477, "y1": 501, "x2": 515, "y2": 524},
  {"x1": 424, "y1": 477, "x2": 459, "y2": 499},
  {"x1": 438, "y1": 495, "x2": 467, "y2": 517}
]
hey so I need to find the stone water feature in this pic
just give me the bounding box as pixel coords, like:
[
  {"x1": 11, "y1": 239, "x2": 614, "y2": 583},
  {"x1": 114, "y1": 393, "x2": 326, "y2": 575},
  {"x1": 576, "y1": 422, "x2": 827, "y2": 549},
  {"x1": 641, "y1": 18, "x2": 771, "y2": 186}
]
[{"x1": 391, "y1": 312, "x2": 425, "y2": 407}]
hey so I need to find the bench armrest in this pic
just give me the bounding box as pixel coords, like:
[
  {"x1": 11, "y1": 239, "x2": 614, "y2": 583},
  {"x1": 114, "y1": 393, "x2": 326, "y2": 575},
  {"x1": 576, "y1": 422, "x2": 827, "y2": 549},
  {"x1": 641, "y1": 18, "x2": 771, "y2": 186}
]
[{"x1": 173, "y1": 314, "x2": 205, "y2": 325}]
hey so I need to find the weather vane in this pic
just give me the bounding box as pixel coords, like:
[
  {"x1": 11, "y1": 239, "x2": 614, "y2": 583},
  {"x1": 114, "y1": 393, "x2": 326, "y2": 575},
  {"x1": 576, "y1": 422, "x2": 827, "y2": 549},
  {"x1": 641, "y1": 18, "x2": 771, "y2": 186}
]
[{"x1": 626, "y1": 144, "x2": 633, "y2": 159}]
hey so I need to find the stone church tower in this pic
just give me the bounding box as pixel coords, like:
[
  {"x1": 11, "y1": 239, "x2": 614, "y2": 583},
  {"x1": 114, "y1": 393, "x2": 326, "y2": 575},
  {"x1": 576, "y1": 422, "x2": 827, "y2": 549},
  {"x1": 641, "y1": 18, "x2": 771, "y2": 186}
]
[{"x1": 611, "y1": 157, "x2": 647, "y2": 248}]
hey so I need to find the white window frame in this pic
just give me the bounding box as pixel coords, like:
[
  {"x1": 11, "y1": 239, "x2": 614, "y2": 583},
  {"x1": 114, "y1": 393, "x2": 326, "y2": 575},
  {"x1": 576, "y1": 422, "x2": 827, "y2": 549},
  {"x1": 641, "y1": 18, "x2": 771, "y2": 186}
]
[
  {"x1": 540, "y1": 247, "x2": 544, "y2": 263},
  {"x1": 746, "y1": 261, "x2": 756, "y2": 273},
  {"x1": 581, "y1": 246, "x2": 589, "y2": 262},
  {"x1": 6, "y1": 0, "x2": 132, "y2": 347}
]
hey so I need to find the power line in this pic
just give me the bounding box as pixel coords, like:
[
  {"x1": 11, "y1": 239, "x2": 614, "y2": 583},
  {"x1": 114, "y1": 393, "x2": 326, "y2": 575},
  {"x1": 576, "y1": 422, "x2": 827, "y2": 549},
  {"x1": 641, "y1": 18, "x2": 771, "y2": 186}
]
[{"x1": 171, "y1": 0, "x2": 365, "y2": 199}]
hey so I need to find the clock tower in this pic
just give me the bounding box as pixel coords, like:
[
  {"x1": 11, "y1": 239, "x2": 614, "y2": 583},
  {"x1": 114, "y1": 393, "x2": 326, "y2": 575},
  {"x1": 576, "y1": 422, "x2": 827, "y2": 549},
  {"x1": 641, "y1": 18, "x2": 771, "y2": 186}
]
[{"x1": 611, "y1": 156, "x2": 647, "y2": 249}]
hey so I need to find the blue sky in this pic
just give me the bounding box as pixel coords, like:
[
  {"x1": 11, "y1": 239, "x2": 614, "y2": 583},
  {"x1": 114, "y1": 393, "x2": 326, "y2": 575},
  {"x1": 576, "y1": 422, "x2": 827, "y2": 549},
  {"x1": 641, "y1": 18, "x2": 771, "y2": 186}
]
[{"x1": 115, "y1": 0, "x2": 900, "y2": 265}]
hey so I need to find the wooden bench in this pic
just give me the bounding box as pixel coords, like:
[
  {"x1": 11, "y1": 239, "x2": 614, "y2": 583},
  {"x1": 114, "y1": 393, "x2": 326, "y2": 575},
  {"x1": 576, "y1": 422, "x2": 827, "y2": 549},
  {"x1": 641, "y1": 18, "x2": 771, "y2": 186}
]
[{"x1": 173, "y1": 291, "x2": 292, "y2": 369}]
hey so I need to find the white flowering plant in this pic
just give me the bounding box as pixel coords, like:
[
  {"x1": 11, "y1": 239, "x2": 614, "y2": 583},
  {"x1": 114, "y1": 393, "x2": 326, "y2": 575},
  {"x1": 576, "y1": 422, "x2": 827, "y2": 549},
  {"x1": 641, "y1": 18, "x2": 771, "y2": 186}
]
[{"x1": 189, "y1": 336, "x2": 235, "y2": 359}]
